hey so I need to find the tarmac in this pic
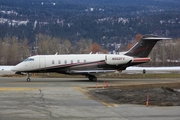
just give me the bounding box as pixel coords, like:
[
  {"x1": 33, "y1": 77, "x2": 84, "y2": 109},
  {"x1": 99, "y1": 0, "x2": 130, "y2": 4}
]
[{"x1": 0, "y1": 77, "x2": 180, "y2": 120}]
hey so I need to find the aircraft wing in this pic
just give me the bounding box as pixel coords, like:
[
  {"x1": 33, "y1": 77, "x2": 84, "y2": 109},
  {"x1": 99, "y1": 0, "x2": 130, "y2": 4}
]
[{"x1": 70, "y1": 70, "x2": 116, "y2": 74}]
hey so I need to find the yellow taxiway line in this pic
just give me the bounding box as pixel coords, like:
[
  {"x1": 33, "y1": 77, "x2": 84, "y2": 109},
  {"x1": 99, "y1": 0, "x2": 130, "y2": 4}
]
[{"x1": 0, "y1": 87, "x2": 38, "y2": 91}]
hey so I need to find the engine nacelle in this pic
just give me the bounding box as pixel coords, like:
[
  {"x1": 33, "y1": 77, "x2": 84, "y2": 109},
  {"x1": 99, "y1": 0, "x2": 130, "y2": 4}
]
[{"x1": 105, "y1": 55, "x2": 133, "y2": 65}]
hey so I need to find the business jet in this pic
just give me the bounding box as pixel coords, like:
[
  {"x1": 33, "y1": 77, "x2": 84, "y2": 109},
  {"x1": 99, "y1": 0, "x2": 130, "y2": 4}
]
[{"x1": 11, "y1": 35, "x2": 171, "y2": 82}]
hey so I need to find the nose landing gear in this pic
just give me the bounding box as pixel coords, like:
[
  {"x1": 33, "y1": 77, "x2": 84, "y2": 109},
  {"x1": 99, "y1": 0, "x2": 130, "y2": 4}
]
[
  {"x1": 27, "y1": 78, "x2": 31, "y2": 82},
  {"x1": 27, "y1": 73, "x2": 31, "y2": 82}
]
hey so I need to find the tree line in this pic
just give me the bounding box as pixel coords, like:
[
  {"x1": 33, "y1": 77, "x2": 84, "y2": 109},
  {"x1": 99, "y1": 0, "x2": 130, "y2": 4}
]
[
  {"x1": 0, "y1": 34, "x2": 100, "y2": 65},
  {"x1": 0, "y1": 33, "x2": 180, "y2": 66},
  {"x1": 127, "y1": 34, "x2": 180, "y2": 67},
  {"x1": 147, "y1": 39, "x2": 180, "y2": 67}
]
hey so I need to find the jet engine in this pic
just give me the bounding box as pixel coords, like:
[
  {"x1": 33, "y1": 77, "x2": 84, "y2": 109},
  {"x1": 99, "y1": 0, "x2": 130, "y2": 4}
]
[{"x1": 105, "y1": 55, "x2": 133, "y2": 65}]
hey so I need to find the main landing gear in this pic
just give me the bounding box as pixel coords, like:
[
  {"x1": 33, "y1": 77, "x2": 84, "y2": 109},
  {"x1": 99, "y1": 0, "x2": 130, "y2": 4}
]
[
  {"x1": 27, "y1": 73, "x2": 31, "y2": 82},
  {"x1": 87, "y1": 75, "x2": 97, "y2": 82}
]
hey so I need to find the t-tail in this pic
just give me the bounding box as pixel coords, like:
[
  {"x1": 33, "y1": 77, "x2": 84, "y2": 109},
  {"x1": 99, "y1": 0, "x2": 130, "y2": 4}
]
[{"x1": 125, "y1": 34, "x2": 171, "y2": 58}]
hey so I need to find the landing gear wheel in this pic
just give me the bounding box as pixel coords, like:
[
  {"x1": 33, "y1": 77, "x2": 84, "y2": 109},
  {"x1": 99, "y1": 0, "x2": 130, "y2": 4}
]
[
  {"x1": 88, "y1": 76, "x2": 93, "y2": 81},
  {"x1": 26, "y1": 73, "x2": 31, "y2": 82},
  {"x1": 88, "y1": 75, "x2": 97, "y2": 82},
  {"x1": 27, "y1": 78, "x2": 31, "y2": 82},
  {"x1": 92, "y1": 77, "x2": 97, "y2": 82}
]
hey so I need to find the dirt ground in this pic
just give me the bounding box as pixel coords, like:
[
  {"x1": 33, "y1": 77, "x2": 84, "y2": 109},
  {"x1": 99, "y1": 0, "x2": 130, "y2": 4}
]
[{"x1": 88, "y1": 82, "x2": 180, "y2": 106}]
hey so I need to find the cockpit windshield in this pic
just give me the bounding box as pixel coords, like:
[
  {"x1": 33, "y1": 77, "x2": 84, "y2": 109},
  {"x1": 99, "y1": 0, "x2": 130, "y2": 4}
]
[
  {"x1": 23, "y1": 58, "x2": 35, "y2": 62},
  {"x1": 23, "y1": 58, "x2": 29, "y2": 62},
  {"x1": 29, "y1": 58, "x2": 35, "y2": 61}
]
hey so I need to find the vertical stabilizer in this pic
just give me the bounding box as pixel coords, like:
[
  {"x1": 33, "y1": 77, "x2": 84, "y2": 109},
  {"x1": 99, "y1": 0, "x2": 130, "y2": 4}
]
[{"x1": 125, "y1": 35, "x2": 171, "y2": 58}]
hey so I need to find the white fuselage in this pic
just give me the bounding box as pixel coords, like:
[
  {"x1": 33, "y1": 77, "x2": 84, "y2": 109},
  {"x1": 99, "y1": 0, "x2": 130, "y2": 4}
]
[{"x1": 11, "y1": 54, "x2": 135, "y2": 73}]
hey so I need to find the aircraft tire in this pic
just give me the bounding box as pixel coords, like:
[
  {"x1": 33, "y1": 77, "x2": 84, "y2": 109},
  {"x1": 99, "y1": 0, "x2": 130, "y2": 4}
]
[
  {"x1": 27, "y1": 78, "x2": 31, "y2": 82},
  {"x1": 88, "y1": 77, "x2": 93, "y2": 81},
  {"x1": 88, "y1": 75, "x2": 97, "y2": 82},
  {"x1": 92, "y1": 77, "x2": 97, "y2": 82}
]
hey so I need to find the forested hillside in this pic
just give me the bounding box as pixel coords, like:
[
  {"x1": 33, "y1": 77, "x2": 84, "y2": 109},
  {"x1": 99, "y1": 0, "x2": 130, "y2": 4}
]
[
  {"x1": 0, "y1": 0, "x2": 180, "y2": 44},
  {"x1": 0, "y1": 0, "x2": 180, "y2": 65}
]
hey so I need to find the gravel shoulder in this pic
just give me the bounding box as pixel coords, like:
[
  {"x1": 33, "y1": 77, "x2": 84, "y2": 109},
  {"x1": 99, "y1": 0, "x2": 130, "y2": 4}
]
[{"x1": 88, "y1": 82, "x2": 180, "y2": 106}]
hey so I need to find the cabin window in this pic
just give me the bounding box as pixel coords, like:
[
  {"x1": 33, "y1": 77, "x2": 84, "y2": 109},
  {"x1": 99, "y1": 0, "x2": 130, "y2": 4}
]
[
  {"x1": 71, "y1": 60, "x2": 73, "y2": 64},
  {"x1": 64, "y1": 60, "x2": 67, "y2": 64},
  {"x1": 77, "y1": 60, "x2": 80, "y2": 64},
  {"x1": 52, "y1": 60, "x2": 55, "y2": 64},
  {"x1": 58, "y1": 60, "x2": 61, "y2": 64},
  {"x1": 84, "y1": 60, "x2": 86, "y2": 63}
]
